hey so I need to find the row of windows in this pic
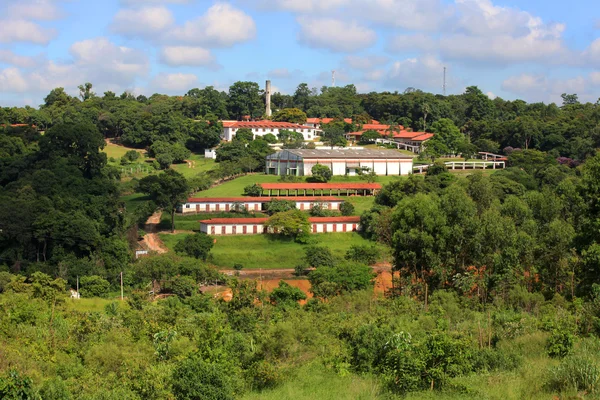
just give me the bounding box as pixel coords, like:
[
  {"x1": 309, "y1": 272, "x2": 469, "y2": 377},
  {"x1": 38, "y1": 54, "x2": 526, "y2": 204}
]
[{"x1": 230, "y1": 128, "x2": 312, "y2": 133}]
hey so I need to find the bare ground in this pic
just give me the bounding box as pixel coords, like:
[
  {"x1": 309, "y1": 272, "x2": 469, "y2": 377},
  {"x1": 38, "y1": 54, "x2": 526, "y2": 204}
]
[{"x1": 141, "y1": 212, "x2": 168, "y2": 254}]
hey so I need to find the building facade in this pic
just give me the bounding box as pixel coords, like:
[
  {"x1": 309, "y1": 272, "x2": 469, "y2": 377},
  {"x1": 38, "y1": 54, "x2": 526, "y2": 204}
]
[
  {"x1": 221, "y1": 121, "x2": 316, "y2": 141},
  {"x1": 179, "y1": 197, "x2": 344, "y2": 214},
  {"x1": 199, "y1": 216, "x2": 361, "y2": 236},
  {"x1": 265, "y1": 149, "x2": 414, "y2": 176}
]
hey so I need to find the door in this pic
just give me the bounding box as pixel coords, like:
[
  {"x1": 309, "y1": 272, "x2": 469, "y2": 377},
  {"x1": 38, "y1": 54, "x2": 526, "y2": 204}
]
[
  {"x1": 352, "y1": 224, "x2": 357, "y2": 231},
  {"x1": 211, "y1": 226, "x2": 215, "y2": 235},
  {"x1": 300, "y1": 203, "x2": 304, "y2": 210},
  {"x1": 232, "y1": 226, "x2": 237, "y2": 234},
  {"x1": 313, "y1": 224, "x2": 317, "y2": 233},
  {"x1": 196, "y1": 204, "x2": 200, "y2": 212},
  {"x1": 324, "y1": 224, "x2": 327, "y2": 233},
  {"x1": 226, "y1": 203, "x2": 230, "y2": 211},
  {"x1": 216, "y1": 204, "x2": 220, "y2": 212},
  {"x1": 343, "y1": 224, "x2": 347, "y2": 232},
  {"x1": 205, "y1": 204, "x2": 210, "y2": 212},
  {"x1": 243, "y1": 226, "x2": 247, "y2": 234},
  {"x1": 253, "y1": 225, "x2": 258, "y2": 234},
  {"x1": 255, "y1": 204, "x2": 259, "y2": 211},
  {"x1": 221, "y1": 226, "x2": 226, "y2": 235},
  {"x1": 333, "y1": 224, "x2": 337, "y2": 232}
]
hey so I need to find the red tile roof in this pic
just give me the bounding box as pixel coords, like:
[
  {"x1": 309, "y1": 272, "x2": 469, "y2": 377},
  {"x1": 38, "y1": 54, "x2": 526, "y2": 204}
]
[
  {"x1": 410, "y1": 133, "x2": 434, "y2": 141},
  {"x1": 305, "y1": 118, "x2": 353, "y2": 125},
  {"x1": 187, "y1": 197, "x2": 344, "y2": 203},
  {"x1": 260, "y1": 183, "x2": 381, "y2": 190},
  {"x1": 226, "y1": 120, "x2": 310, "y2": 130},
  {"x1": 199, "y1": 216, "x2": 361, "y2": 225}
]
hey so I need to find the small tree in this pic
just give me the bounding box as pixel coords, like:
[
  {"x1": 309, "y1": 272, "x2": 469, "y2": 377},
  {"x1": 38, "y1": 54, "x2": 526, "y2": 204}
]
[
  {"x1": 311, "y1": 164, "x2": 332, "y2": 182},
  {"x1": 174, "y1": 233, "x2": 214, "y2": 260},
  {"x1": 263, "y1": 133, "x2": 277, "y2": 143},
  {"x1": 243, "y1": 183, "x2": 262, "y2": 196},
  {"x1": 270, "y1": 280, "x2": 307, "y2": 307},
  {"x1": 265, "y1": 210, "x2": 310, "y2": 238},
  {"x1": 124, "y1": 150, "x2": 140, "y2": 163},
  {"x1": 272, "y1": 108, "x2": 308, "y2": 124},
  {"x1": 138, "y1": 169, "x2": 189, "y2": 233},
  {"x1": 345, "y1": 244, "x2": 380, "y2": 265},
  {"x1": 265, "y1": 199, "x2": 296, "y2": 214},
  {"x1": 358, "y1": 167, "x2": 378, "y2": 183},
  {"x1": 233, "y1": 128, "x2": 254, "y2": 142},
  {"x1": 340, "y1": 201, "x2": 355, "y2": 216},
  {"x1": 309, "y1": 262, "x2": 375, "y2": 298},
  {"x1": 79, "y1": 275, "x2": 110, "y2": 298},
  {"x1": 172, "y1": 357, "x2": 237, "y2": 400},
  {"x1": 304, "y1": 245, "x2": 336, "y2": 268},
  {"x1": 359, "y1": 130, "x2": 381, "y2": 144}
]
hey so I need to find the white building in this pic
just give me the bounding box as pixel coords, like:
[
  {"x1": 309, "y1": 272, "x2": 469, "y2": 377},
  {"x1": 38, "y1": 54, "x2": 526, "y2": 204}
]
[
  {"x1": 179, "y1": 197, "x2": 344, "y2": 214},
  {"x1": 222, "y1": 120, "x2": 317, "y2": 141},
  {"x1": 265, "y1": 149, "x2": 414, "y2": 177},
  {"x1": 199, "y1": 216, "x2": 361, "y2": 236}
]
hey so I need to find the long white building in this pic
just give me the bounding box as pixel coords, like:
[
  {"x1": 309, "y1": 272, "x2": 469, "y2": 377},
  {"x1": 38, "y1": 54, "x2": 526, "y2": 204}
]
[
  {"x1": 179, "y1": 197, "x2": 344, "y2": 214},
  {"x1": 222, "y1": 121, "x2": 317, "y2": 141},
  {"x1": 265, "y1": 149, "x2": 414, "y2": 176},
  {"x1": 199, "y1": 216, "x2": 361, "y2": 236}
]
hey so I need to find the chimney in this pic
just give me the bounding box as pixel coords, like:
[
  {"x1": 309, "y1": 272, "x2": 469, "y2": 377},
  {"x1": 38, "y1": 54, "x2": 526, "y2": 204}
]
[{"x1": 265, "y1": 80, "x2": 272, "y2": 117}]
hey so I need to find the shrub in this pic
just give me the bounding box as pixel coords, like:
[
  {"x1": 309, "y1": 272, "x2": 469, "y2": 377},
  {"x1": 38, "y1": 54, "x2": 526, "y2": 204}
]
[
  {"x1": 546, "y1": 355, "x2": 600, "y2": 394},
  {"x1": 243, "y1": 184, "x2": 262, "y2": 196},
  {"x1": 124, "y1": 150, "x2": 140, "y2": 162},
  {"x1": 311, "y1": 164, "x2": 332, "y2": 182},
  {"x1": 304, "y1": 245, "x2": 336, "y2": 268},
  {"x1": 0, "y1": 370, "x2": 40, "y2": 399},
  {"x1": 340, "y1": 201, "x2": 355, "y2": 216},
  {"x1": 172, "y1": 357, "x2": 237, "y2": 400},
  {"x1": 309, "y1": 262, "x2": 375, "y2": 298},
  {"x1": 0, "y1": 271, "x2": 12, "y2": 293},
  {"x1": 294, "y1": 264, "x2": 306, "y2": 277},
  {"x1": 270, "y1": 281, "x2": 307, "y2": 307},
  {"x1": 246, "y1": 360, "x2": 283, "y2": 391},
  {"x1": 164, "y1": 275, "x2": 197, "y2": 298},
  {"x1": 345, "y1": 245, "x2": 380, "y2": 265},
  {"x1": 79, "y1": 275, "x2": 110, "y2": 298},
  {"x1": 233, "y1": 264, "x2": 244, "y2": 271},
  {"x1": 547, "y1": 329, "x2": 575, "y2": 358},
  {"x1": 472, "y1": 348, "x2": 522, "y2": 372},
  {"x1": 174, "y1": 233, "x2": 214, "y2": 260}
]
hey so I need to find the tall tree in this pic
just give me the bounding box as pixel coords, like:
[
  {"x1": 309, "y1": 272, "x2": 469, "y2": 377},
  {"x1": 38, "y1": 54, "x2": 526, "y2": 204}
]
[
  {"x1": 138, "y1": 170, "x2": 189, "y2": 233},
  {"x1": 228, "y1": 81, "x2": 263, "y2": 120}
]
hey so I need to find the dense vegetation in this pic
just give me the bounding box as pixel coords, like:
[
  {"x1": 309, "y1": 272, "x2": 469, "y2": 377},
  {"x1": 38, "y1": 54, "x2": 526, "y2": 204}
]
[{"x1": 3, "y1": 82, "x2": 600, "y2": 398}]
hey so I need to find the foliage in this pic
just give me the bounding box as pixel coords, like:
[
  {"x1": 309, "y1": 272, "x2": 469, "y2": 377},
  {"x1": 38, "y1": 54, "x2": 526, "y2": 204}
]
[
  {"x1": 340, "y1": 201, "x2": 355, "y2": 216},
  {"x1": 304, "y1": 245, "x2": 337, "y2": 268},
  {"x1": 359, "y1": 130, "x2": 380, "y2": 144},
  {"x1": 172, "y1": 356, "x2": 237, "y2": 400},
  {"x1": 345, "y1": 244, "x2": 380, "y2": 265},
  {"x1": 272, "y1": 108, "x2": 307, "y2": 124},
  {"x1": 265, "y1": 199, "x2": 296, "y2": 214},
  {"x1": 243, "y1": 184, "x2": 262, "y2": 196},
  {"x1": 547, "y1": 354, "x2": 600, "y2": 394},
  {"x1": 0, "y1": 370, "x2": 40, "y2": 400},
  {"x1": 265, "y1": 210, "x2": 310, "y2": 238},
  {"x1": 311, "y1": 164, "x2": 333, "y2": 183},
  {"x1": 138, "y1": 169, "x2": 189, "y2": 232},
  {"x1": 308, "y1": 262, "x2": 375, "y2": 298},
  {"x1": 269, "y1": 280, "x2": 307, "y2": 307},
  {"x1": 174, "y1": 233, "x2": 214, "y2": 260},
  {"x1": 79, "y1": 275, "x2": 110, "y2": 298},
  {"x1": 547, "y1": 329, "x2": 575, "y2": 358}
]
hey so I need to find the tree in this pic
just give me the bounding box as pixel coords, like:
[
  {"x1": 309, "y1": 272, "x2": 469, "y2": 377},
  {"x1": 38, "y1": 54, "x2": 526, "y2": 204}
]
[
  {"x1": 243, "y1": 184, "x2": 262, "y2": 196},
  {"x1": 78, "y1": 82, "x2": 95, "y2": 101},
  {"x1": 272, "y1": 108, "x2": 307, "y2": 124},
  {"x1": 79, "y1": 275, "x2": 110, "y2": 298},
  {"x1": 263, "y1": 133, "x2": 277, "y2": 143},
  {"x1": 345, "y1": 245, "x2": 380, "y2": 265},
  {"x1": 311, "y1": 164, "x2": 332, "y2": 182},
  {"x1": 359, "y1": 130, "x2": 380, "y2": 144},
  {"x1": 174, "y1": 233, "x2": 214, "y2": 260},
  {"x1": 138, "y1": 170, "x2": 190, "y2": 232},
  {"x1": 265, "y1": 199, "x2": 296, "y2": 214},
  {"x1": 430, "y1": 118, "x2": 465, "y2": 154},
  {"x1": 172, "y1": 357, "x2": 237, "y2": 400},
  {"x1": 233, "y1": 128, "x2": 254, "y2": 143},
  {"x1": 340, "y1": 201, "x2": 355, "y2": 216},
  {"x1": 304, "y1": 245, "x2": 336, "y2": 268},
  {"x1": 270, "y1": 280, "x2": 307, "y2": 307},
  {"x1": 150, "y1": 141, "x2": 191, "y2": 169},
  {"x1": 321, "y1": 125, "x2": 347, "y2": 148},
  {"x1": 265, "y1": 209, "x2": 309, "y2": 238},
  {"x1": 239, "y1": 156, "x2": 260, "y2": 173},
  {"x1": 561, "y1": 93, "x2": 579, "y2": 106},
  {"x1": 228, "y1": 81, "x2": 263, "y2": 120},
  {"x1": 309, "y1": 262, "x2": 375, "y2": 298}
]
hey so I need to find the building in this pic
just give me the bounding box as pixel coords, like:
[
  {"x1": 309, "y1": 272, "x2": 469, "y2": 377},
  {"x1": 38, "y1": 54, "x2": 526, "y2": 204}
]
[
  {"x1": 303, "y1": 118, "x2": 380, "y2": 130},
  {"x1": 179, "y1": 196, "x2": 345, "y2": 214},
  {"x1": 199, "y1": 216, "x2": 361, "y2": 236},
  {"x1": 346, "y1": 127, "x2": 433, "y2": 153},
  {"x1": 259, "y1": 183, "x2": 382, "y2": 196},
  {"x1": 221, "y1": 120, "x2": 317, "y2": 141},
  {"x1": 265, "y1": 149, "x2": 414, "y2": 176}
]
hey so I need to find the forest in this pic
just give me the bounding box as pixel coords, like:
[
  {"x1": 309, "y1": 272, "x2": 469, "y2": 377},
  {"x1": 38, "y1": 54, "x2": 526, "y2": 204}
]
[{"x1": 2, "y1": 82, "x2": 600, "y2": 398}]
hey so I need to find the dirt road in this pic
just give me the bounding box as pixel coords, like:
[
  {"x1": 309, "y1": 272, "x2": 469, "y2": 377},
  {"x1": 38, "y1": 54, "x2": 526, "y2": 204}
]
[{"x1": 142, "y1": 212, "x2": 168, "y2": 253}]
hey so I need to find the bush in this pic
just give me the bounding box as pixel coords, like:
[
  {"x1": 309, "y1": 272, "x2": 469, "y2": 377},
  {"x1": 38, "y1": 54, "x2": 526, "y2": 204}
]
[
  {"x1": 0, "y1": 271, "x2": 12, "y2": 293},
  {"x1": 172, "y1": 356, "x2": 237, "y2": 400},
  {"x1": 304, "y1": 245, "x2": 336, "y2": 268},
  {"x1": 294, "y1": 264, "x2": 306, "y2": 276},
  {"x1": 270, "y1": 281, "x2": 307, "y2": 307},
  {"x1": 243, "y1": 184, "x2": 262, "y2": 196},
  {"x1": 311, "y1": 164, "x2": 332, "y2": 182},
  {"x1": 164, "y1": 275, "x2": 197, "y2": 298},
  {"x1": 0, "y1": 370, "x2": 40, "y2": 399},
  {"x1": 546, "y1": 355, "x2": 600, "y2": 394},
  {"x1": 174, "y1": 233, "x2": 214, "y2": 260},
  {"x1": 309, "y1": 262, "x2": 375, "y2": 298},
  {"x1": 472, "y1": 348, "x2": 522, "y2": 372},
  {"x1": 345, "y1": 245, "x2": 380, "y2": 265},
  {"x1": 340, "y1": 201, "x2": 355, "y2": 216},
  {"x1": 547, "y1": 329, "x2": 575, "y2": 358},
  {"x1": 79, "y1": 275, "x2": 110, "y2": 298}
]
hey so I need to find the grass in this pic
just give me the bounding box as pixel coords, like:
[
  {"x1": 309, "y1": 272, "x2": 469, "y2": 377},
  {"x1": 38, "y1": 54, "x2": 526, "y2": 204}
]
[
  {"x1": 102, "y1": 142, "x2": 145, "y2": 161},
  {"x1": 121, "y1": 193, "x2": 151, "y2": 213},
  {"x1": 171, "y1": 154, "x2": 216, "y2": 178},
  {"x1": 159, "y1": 232, "x2": 389, "y2": 269},
  {"x1": 241, "y1": 362, "x2": 381, "y2": 400},
  {"x1": 64, "y1": 297, "x2": 117, "y2": 313},
  {"x1": 160, "y1": 211, "x2": 268, "y2": 231}
]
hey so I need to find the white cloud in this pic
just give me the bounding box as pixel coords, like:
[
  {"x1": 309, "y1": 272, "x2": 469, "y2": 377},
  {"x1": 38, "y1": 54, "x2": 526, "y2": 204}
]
[
  {"x1": 343, "y1": 55, "x2": 389, "y2": 70},
  {"x1": 151, "y1": 72, "x2": 198, "y2": 92},
  {"x1": 0, "y1": 50, "x2": 39, "y2": 68},
  {"x1": 487, "y1": 91, "x2": 496, "y2": 99},
  {"x1": 387, "y1": 34, "x2": 437, "y2": 52},
  {"x1": 590, "y1": 71, "x2": 600, "y2": 85},
  {"x1": 583, "y1": 38, "x2": 600, "y2": 65},
  {"x1": 254, "y1": 0, "x2": 347, "y2": 12},
  {"x1": 348, "y1": 0, "x2": 450, "y2": 31},
  {"x1": 168, "y1": 3, "x2": 256, "y2": 47},
  {"x1": 0, "y1": 19, "x2": 57, "y2": 44},
  {"x1": 7, "y1": 0, "x2": 63, "y2": 21},
  {"x1": 268, "y1": 68, "x2": 291, "y2": 79},
  {"x1": 364, "y1": 69, "x2": 385, "y2": 81},
  {"x1": 121, "y1": 0, "x2": 190, "y2": 3},
  {"x1": 0, "y1": 67, "x2": 30, "y2": 92},
  {"x1": 387, "y1": 55, "x2": 446, "y2": 92},
  {"x1": 502, "y1": 73, "x2": 591, "y2": 104},
  {"x1": 297, "y1": 17, "x2": 376, "y2": 52},
  {"x1": 159, "y1": 46, "x2": 219, "y2": 68},
  {"x1": 111, "y1": 6, "x2": 174, "y2": 38}
]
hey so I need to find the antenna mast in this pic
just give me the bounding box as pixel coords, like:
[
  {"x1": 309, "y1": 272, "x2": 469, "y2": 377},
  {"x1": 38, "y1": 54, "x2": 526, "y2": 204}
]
[
  {"x1": 332, "y1": 70, "x2": 336, "y2": 87},
  {"x1": 443, "y1": 66, "x2": 447, "y2": 96}
]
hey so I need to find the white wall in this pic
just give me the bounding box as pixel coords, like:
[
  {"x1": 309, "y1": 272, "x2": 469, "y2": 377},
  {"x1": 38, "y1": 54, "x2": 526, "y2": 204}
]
[
  {"x1": 373, "y1": 162, "x2": 387, "y2": 175},
  {"x1": 400, "y1": 161, "x2": 413, "y2": 175},
  {"x1": 332, "y1": 161, "x2": 346, "y2": 175},
  {"x1": 387, "y1": 161, "x2": 400, "y2": 175},
  {"x1": 223, "y1": 127, "x2": 316, "y2": 141}
]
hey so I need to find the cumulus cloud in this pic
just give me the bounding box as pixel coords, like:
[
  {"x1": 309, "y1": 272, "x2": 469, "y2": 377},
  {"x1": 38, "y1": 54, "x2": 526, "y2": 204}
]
[
  {"x1": 297, "y1": 17, "x2": 376, "y2": 52},
  {"x1": 387, "y1": 55, "x2": 446, "y2": 92},
  {"x1": 7, "y1": 0, "x2": 63, "y2": 21},
  {"x1": 0, "y1": 19, "x2": 57, "y2": 44},
  {"x1": 0, "y1": 50, "x2": 40, "y2": 68},
  {"x1": 590, "y1": 71, "x2": 600, "y2": 85},
  {"x1": 501, "y1": 73, "x2": 592, "y2": 103},
  {"x1": 387, "y1": 34, "x2": 437, "y2": 52},
  {"x1": 253, "y1": 0, "x2": 347, "y2": 12},
  {"x1": 583, "y1": 38, "x2": 600, "y2": 65},
  {"x1": 343, "y1": 55, "x2": 389, "y2": 70},
  {"x1": 121, "y1": 0, "x2": 190, "y2": 3},
  {"x1": 111, "y1": 6, "x2": 174, "y2": 38},
  {"x1": 159, "y1": 46, "x2": 220, "y2": 68},
  {"x1": 168, "y1": 3, "x2": 256, "y2": 47},
  {"x1": 151, "y1": 72, "x2": 198, "y2": 92},
  {"x1": 0, "y1": 67, "x2": 30, "y2": 92}
]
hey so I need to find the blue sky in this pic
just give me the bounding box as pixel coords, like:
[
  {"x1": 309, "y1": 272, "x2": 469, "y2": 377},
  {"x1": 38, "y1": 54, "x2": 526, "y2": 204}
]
[{"x1": 0, "y1": 0, "x2": 599, "y2": 107}]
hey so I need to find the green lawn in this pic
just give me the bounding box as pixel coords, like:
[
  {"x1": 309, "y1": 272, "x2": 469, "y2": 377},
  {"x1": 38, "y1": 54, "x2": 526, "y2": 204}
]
[
  {"x1": 159, "y1": 232, "x2": 389, "y2": 269},
  {"x1": 121, "y1": 193, "x2": 151, "y2": 213},
  {"x1": 171, "y1": 154, "x2": 216, "y2": 178},
  {"x1": 102, "y1": 142, "x2": 145, "y2": 160}
]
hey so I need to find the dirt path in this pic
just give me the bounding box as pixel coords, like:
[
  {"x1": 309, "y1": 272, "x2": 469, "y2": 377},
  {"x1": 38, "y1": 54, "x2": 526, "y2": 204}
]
[
  {"x1": 142, "y1": 212, "x2": 168, "y2": 253},
  {"x1": 219, "y1": 263, "x2": 392, "y2": 279}
]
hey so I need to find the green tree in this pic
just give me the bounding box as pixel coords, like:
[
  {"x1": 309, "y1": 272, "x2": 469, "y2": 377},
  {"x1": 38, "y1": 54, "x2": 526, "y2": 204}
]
[
  {"x1": 430, "y1": 118, "x2": 465, "y2": 154},
  {"x1": 272, "y1": 108, "x2": 307, "y2": 124},
  {"x1": 265, "y1": 199, "x2": 296, "y2": 214},
  {"x1": 270, "y1": 280, "x2": 307, "y2": 307},
  {"x1": 340, "y1": 201, "x2": 355, "y2": 216},
  {"x1": 265, "y1": 210, "x2": 309, "y2": 238},
  {"x1": 263, "y1": 133, "x2": 277, "y2": 143},
  {"x1": 345, "y1": 245, "x2": 380, "y2": 265},
  {"x1": 304, "y1": 245, "x2": 336, "y2": 268},
  {"x1": 243, "y1": 184, "x2": 262, "y2": 196},
  {"x1": 172, "y1": 357, "x2": 237, "y2": 400},
  {"x1": 233, "y1": 128, "x2": 254, "y2": 143},
  {"x1": 138, "y1": 170, "x2": 190, "y2": 233},
  {"x1": 311, "y1": 164, "x2": 332, "y2": 182},
  {"x1": 174, "y1": 233, "x2": 214, "y2": 261},
  {"x1": 79, "y1": 275, "x2": 110, "y2": 298},
  {"x1": 359, "y1": 129, "x2": 380, "y2": 144},
  {"x1": 228, "y1": 81, "x2": 263, "y2": 120},
  {"x1": 309, "y1": 262, "x2": 375, "y2": 298}
]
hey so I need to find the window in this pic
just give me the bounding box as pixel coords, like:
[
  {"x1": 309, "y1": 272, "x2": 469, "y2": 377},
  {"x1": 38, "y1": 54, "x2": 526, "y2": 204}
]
[
  {"x1": 221, "y1": 226, "x2": 226, "y2": 235},
  {"x1": 211, "y1": 226, "x2": 215, "y2": 234},
  {"x1": 232, "y1": 226, "x2": 236, "y2": 234},
  {"x1": 186, "y1": 204, "x2": 190, "y2": 208}
]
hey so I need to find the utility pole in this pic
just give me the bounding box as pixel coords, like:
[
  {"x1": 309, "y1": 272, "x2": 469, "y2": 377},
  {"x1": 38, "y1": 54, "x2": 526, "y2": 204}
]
[
  {"x1": 332, "y1": 70, "x2": 336, "y2": 87},
  {"x1": 443, "y1": 66, "x2": 447, "y2": 96},
  {"x1": 76, "y1": 276, "x2": 79, "y2": 298},
  {"x1": 120, "y1": 271, "x2": 124, "y2": 301}
]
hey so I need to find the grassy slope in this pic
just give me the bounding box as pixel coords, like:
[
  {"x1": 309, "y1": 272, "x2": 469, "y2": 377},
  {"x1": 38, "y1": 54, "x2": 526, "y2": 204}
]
[
  {"x1": 160, "y1": 211, "x2": 268, "y2": 231},
  {"x1": 159, "y1": 232, "x2": 389, "y2": 269}
]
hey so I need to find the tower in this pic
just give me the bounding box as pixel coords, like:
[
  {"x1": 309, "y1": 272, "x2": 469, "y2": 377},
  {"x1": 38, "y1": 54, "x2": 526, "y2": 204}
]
[
  {"x1": 332, "y1": 70, "x2": 336, "y2": 87},
  {"x1": 265, "y1": 80, "x2": 272, "y2": 117}
]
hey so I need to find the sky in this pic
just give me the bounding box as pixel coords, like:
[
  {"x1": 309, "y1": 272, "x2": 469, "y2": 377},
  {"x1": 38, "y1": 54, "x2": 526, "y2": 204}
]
[{"x1": 0, "y1": 0, "x2": 599, "y2": 107}]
